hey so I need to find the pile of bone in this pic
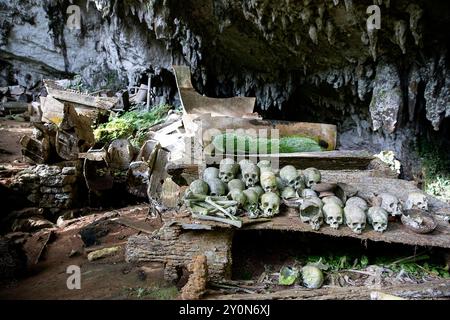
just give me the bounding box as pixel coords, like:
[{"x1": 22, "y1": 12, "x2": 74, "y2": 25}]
[
  {"x1": 185, "y1": 158, "x2": 286, "y2": 220},
  {"x1": 184, "y1": 159, "x2": 431, "y2": 233}
]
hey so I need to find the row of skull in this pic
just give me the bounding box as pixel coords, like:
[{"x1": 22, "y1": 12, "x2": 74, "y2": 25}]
[
  {"x1": 191, "y1": 159, "x2": 430, "y2": 226},
  {"x1": 300, "y1": 192, "x2": 429, "y2": 234},
  {"x1": 213, "y1": 158, "x2": 321, "y2": 192}
]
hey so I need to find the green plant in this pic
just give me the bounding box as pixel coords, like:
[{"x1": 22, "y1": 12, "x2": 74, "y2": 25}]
[
  {"x1": 127, "y1": 286, "x2": 179, "y2": 300},
  {"x1": 94, "y1": 104, "x2": 171, "y2": 147}
]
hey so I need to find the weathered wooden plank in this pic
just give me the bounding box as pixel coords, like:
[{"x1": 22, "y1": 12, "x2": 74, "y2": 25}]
[
  {"x1": 204, "y1": 150, "x2": 374, "y2": 170},
  {"x1": 208, "y1": 279, "x2": 450, "y2": 300},
  {"x1": 147, "y1": 148, "x2": 170, "y2": 200},
  {"x1": 56, "y1": 104, "x2": 95, "y2": 160},
  {"x1": 44, "y1": 79, "x2": 118, "y2": 110},
  {"x1": 195, "y1": 113, "x2": 337, "y2": 151},
  {"x1": 161, "y1": 178, "x2": 181, "y2": 208}
]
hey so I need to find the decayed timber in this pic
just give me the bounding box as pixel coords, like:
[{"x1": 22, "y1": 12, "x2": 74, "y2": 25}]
[
  {"x1": 125, "y1": 223, "x2": 233, "y2": 282},
  {"x1": 206, "y1": 150, "x2": 373, "y2": 170},
  {"x1": 208, "y1": 279, "x2": 450, "y2": 300},
  {"x1": 20, "y1": 123, "x2": 56, "y2": 164},
  {"x1": 196, "y1": 113, "x2": 337, "y2": 151},
  {"x1": 44, "y1": 80, "x2": 118, "y2": 110},
  {"x1": 167, "y1": 152, "x2": 378, "y2": 185},
  {"x1": 56, "y1": 104, "x2": 95, "y2": 160},
  {"x1": 173, "y1": 66, "x2": 256, "y2": 118},
  {"x1": 242, "y1": 213, "x2": 450, "y2": 249},
  {"x1": 147, "y1": 148, "x2": 170, "y2": 200}
]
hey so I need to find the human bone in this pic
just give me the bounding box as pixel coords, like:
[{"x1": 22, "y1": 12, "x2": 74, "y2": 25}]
[
  {"x1": 243, "y1": 189, "x2": 259, "y2": 204},
  {"x1": 228, "y1": 179, "x2": 246, "y2": 191},
  {"x1": 344, "y1": 205, "x2": 367, "y2": 234},
  {"x1": 241, "y1": 163, "x2": 260, "y2": 188},
  {"x1": 280, "y1": 165, "x2": 305, "y2": 192},
  {"x1": 302, "y1": 265, "x2": 324, "y2": 289},
  {"x1": 323, "y1": 202, "x2": 344, "y2": 229},
  {"x1": 379, "y1": 193, "x2": 402, "y2": 216},
  {"x1": 322, "y1": 195, "x2": 344, "y2": 208},
  {"x1": 260, "y1": 192, "x2": 281, "y2": 218},
  {"x1": 239, "y1": 159, "x2": 254, "y2": 169},
  {"x1": 189, "y1": 179, "x2": 209, "y2": 195},
  {"x1": 301, "y1": 188, "x2": 317, "y2": 198},
  {"x1": 207, "y1": 178, "x2": 226, "y2": 196},
  {"x1": 282, "y1": 187, "x2": 297, "y2": 200},
  {"x1": 260, "y1": 171, "x2": 278, "y2": 193},
  {"x1": 405, "y1": 192, "x2": 428, "y2": 211},
  {"x1": 219, "y1": 158, "x2": 238, "y2": 183},
  {"x1": 202, "y1": 167, "x2": 219, "y2": 182},
  {"x1": 303, "y1": 168, "x2": 321, "y2": 188},
  {"x1": 229, "y1": 189, "x2": 247, "y2": 208},
  {"x1": 243, "y1": 189, "x2": 260, "y2": 219},
  {"x1": 300, "y1": 196, "x2": 324, "y2": 230},
  {"x1": 257, "y1": 160, "x2": 271, "y2": 169},
  {"x1": 257, "y1": 160, "x2": 273, "y2": 174},
  {"x1": 367, "y1": 207, "x2": 389, "y2": 233},
  {"x1": 345, "y1": 197, "x2": 368, "y2": 211},
  {"x1": 248, "y1": 185, "x2": 264, "y2": 197}
]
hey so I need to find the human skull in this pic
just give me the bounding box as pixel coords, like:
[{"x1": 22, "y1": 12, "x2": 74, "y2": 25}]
[
  {"x1": 207, "y1": 178, "x2": 226, "y2": 196},
  {"x1": 323, "y1": 202, "x2": 344, "y2": 229},
  {"x1": 346, "y1": 197, "x2": 368, "y2": 211},
  {"x1": 248, "y1": 185, "x2": 264, "y2": 197},
  {"x1": 280, "y1": 165, "x2": 305, "y2": 192},
  {"x1": 241, "y1": 163, "x2": 260, "y2": 188},
  {"x1": 219, "y1": 158, "x2": 238, "y2": 183},
  {"x1": 260, "y1": 192, "x2": 281, "y2": 217},
  {"x1": 189, "y1": 179, "x2": 209, "y2": 195},
  {"x1": 301, "y1": 188, "x2": 317, "y2": 198},
  {"x1": 344, "y1": 205, "x2": 367, "y2": 234},
  {"x1": 228, "y1": 179, "x2": 246, "y2": 192},
  {"x1": 379, "y1": 193, "x2": 402, "y2": 216},
  {"x1": 282, "y1": 187, "x2": 298, "y2": 200},
  {"x1": 243, "y1": 189, "x2": 260, "y2": 219},
  {"x1": 260, "y1": 172, "x2": 278, "y2": 193},
  {"x1": 203, "y1": 167, "x2": 219, "y2": 182},
  {"x1": 229, "y1": 189, "x2": 247, "y2": 208},
  {"x1": 300, "y1": 197, "x2": 324, "y2": 231},
  {"x1": 405, "y1": 192, "x2": 428, "y2": 211},
  {"x1": 367, "y1": 207, "x2": 388, "y2": 233},
  {"x1": 303, "y1": 168, "x2": 321, "y2": 188},
  {"x1": 322, "y1": 196, "x2": 344, "y2": 208},
  {"x1": 257, "y1": 160, "x2": 273, "y2": 174},
  {"x1": 239, "y1": 159, "x2": 254, "y2": 168}
]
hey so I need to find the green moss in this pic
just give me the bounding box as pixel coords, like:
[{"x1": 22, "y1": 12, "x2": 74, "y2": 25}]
[
  {"x1": 212, "y1": 133, "x2": 323, "y2": 154},
  {"x1": 94, "y1": 104, "x2": 171, "y2": 147},
  {"x1": 127, "y1": 286, "x2": 179, "y2": 300}
]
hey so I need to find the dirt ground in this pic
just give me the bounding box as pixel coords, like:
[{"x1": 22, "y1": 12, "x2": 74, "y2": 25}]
[
  {"x1": 0, "y1": 205, "x2": 180, "y2": 300},
  {"x1": 0, "y1": 119, "x2": 33, "y2": 165}
]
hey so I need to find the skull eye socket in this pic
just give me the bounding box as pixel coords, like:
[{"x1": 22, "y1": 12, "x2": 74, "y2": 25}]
[
  {"x1": 389, "y1": 203, "x2": 394, "y2": 208},
  {"x1": 244, "y1": 174, "x2": 249, "y2": 179},
  {"x1": 361, "y1": 223, "x2": 366, "y2": 229},
  {"x1": 352, "y1": 222, "x2": 358, "y2": 227},
  {"x1": 380, "y1": 223, "x2": 386, "y2": 227},
  {"x1": 263, "y1": 202, "x2": 269, "y2": 207}
]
